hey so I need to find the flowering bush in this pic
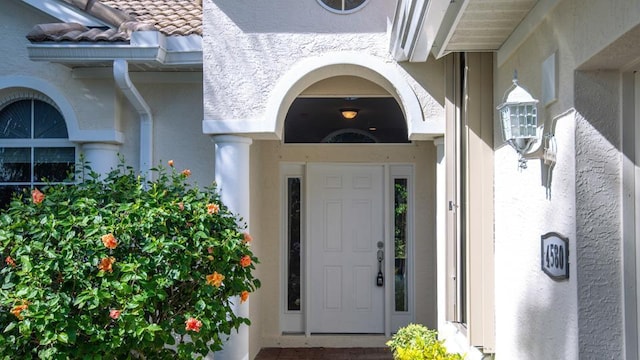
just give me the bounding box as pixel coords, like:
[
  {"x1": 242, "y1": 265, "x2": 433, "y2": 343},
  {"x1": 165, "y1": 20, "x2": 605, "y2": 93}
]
[
  {"x1": 0, "y1": 160, "x2": 260, "y2": 359},
  {"x1": 386, "y1": 324, "x2": 464, "y2": 360}
]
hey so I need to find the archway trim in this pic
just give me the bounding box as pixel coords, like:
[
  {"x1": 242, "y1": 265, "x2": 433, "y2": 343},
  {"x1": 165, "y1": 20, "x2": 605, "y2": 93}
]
[{"x1": 203, "y1": 52, "x2": 443, "y2": 140}]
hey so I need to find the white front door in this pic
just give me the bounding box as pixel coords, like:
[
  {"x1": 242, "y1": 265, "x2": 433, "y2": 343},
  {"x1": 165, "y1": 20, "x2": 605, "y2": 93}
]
[{"x1": 308, "y1": 164, "x2": 385, "y2": 333}]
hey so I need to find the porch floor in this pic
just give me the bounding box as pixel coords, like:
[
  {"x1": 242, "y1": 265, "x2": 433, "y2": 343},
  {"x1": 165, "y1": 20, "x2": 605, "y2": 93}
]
[{"x1": 254, "y1": 347, "x2": 394, "y2": 360}]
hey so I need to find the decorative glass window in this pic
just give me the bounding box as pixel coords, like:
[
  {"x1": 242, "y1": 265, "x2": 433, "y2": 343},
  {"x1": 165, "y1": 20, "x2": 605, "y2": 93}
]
[
  {"x1": 286, "y1": 177, "x2": 302, "y2": 311},
  {"x1": 317, "y1": 0, "x2": 369, "y2": 14},
  {"x1": 0, "y1": 98, "x2": 75, "y2": 208},
  {"x1": 394, "y1": 178, "x2": 408, "y2": 312}
]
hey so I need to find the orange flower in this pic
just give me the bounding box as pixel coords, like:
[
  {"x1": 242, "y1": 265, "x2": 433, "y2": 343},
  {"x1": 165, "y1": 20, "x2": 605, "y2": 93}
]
[
  {"x1": 101, "y1": 233, "x2": 118, "y2": 249},
  {"x1": 206, "y1": 272, "x2": 224, "y2": 288},
  {"x1": 109, "y1": 309, "x2": 121, "y2": 319},
  {"x1": 168, "y1": 160, "x2": 174, "y2": 167},
  {"x1": 31, "y1": 188, "x2": 45, "y2": 204},
  {"x1": 98, "y1": 257, "x2": 116, "y2": 272},
  {"x1": 240, "y1": 290, "x2": 249, "y2": 303},
  {"x1": 185, "y1": 317, "x2": 202, "y2": 332},
  {"x1": 10, "y1": 303, "x2": 28, "y2": 320},
  {"x1": 243, "y1": 232, "x2": 253, "y2": 244},
  {"x1": 178, "y1": 202, "x2": 184, "y2": 211},
  {"x1": 240, "y1": 255, "x2": 251, "y2": 268},
  {"x1": 181, "y1": 169, "x2": 191, "y2": 177},
  {"x1": 207, "y1": 203, "x2": 219, "y2": 214},
  {"x1": 5, "y1": 256, "x2": 15, "y2": 267}
]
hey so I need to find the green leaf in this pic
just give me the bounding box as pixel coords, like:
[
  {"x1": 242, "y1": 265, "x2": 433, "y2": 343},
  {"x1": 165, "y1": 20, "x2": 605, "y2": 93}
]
[
  {"x1": 3, "y1": 323, "x2": 15, "y2": 333},
  {"x1": 195, "y1": 299, "x2": 206, "y2": 312},
  {"x1": 57, "y1": 332, "x2": 69, "y2": 343}
]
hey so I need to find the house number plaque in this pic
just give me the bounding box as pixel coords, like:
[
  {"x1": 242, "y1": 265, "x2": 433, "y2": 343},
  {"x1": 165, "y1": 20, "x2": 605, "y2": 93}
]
[{"x1": 541, "y1": 232, "x2": 569, "y2": 280}]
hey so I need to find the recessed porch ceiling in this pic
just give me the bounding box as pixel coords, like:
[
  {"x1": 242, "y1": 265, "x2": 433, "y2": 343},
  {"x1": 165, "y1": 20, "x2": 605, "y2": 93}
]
[{"x1": 284, "y1": 97, "x2": 408, "y2": 143}]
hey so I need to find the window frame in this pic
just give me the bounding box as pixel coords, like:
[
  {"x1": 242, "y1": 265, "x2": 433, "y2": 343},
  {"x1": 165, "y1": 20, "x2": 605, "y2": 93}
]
[
  {"x1": 0, "y1": 96, "x2": 77, "y2": 207},
  {"x1": 316, "y1": 0, "x2": 370, "y2": 14},
  {"x1": 280, "y1": 163, "x2": 305, "y2": 333},
  {"x1": 444, "y1": 53, "x2": 495, "y2": 352}
]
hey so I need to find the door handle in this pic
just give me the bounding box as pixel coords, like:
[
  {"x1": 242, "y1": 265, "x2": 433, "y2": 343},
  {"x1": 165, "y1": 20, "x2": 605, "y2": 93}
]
[{"x1": 376, "y1": 249, "x2": 384, "y2": 287}]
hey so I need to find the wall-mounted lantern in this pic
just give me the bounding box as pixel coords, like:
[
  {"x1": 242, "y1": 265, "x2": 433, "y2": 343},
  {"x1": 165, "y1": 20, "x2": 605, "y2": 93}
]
[{"x1": 497, "y1": 72, "x2": 541, "y2": 169}]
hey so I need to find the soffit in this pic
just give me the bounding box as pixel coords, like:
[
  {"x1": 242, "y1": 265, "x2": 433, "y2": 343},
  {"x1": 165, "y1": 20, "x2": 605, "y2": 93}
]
[{"x1": 443, "y1": 0, "x2": 538, "y2": 52}]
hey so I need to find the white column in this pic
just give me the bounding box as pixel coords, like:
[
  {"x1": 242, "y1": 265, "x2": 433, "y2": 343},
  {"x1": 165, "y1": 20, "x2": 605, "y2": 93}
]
[
  {"x1": 211, "y1": 135, "x2": 252, "y2": 360},
  {"x1": 434, "y1": 137, "x2": 446, "y2": 333},
  {"x1": 81, "y1": 143, "x2": 120, "y2": 178}
]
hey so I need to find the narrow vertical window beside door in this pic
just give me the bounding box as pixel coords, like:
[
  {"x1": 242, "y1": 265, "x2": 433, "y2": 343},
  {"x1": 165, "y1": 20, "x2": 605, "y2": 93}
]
[
  {"x1": 394, "y1": 178, "x2": 408, "y2": 312},
  {"x1": 287, "y1": 177, "x2": 302, "y2": 311}
]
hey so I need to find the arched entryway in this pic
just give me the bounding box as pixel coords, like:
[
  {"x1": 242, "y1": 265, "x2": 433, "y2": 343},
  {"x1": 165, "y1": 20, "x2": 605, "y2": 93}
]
[{"x1": 208, "y1": 52, "x2": 442, "y2": 352}]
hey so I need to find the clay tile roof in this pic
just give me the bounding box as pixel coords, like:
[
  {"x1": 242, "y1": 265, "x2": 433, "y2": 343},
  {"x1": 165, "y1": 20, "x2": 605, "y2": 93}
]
[
  {"x1": 27, "y1": 0, "x2": 201, "y2": 43},
  {"x1": 101, "y1": 0, "x2": 202, "y2": 36}
]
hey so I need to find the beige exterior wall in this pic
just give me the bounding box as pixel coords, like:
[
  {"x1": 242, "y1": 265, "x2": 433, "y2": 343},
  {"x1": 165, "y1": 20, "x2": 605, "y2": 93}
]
[
  {"x1": 1, "y1": 1, "x2": 209, "y2": 181},
  {"x1": 248, "y1": 140, "x2": 437, "y2": 354},
  {"x1": 2, "y1": 1, "x2": 119, "y2": 134}
]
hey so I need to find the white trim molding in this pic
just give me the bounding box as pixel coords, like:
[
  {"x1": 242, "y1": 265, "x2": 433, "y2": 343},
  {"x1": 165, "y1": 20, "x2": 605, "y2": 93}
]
[
  {"x1": 203, "y1": 52, "x2": 442, "y2": 140},
  {"x1": 27, "y1": 32, "x2": 202, "y2": 66}
]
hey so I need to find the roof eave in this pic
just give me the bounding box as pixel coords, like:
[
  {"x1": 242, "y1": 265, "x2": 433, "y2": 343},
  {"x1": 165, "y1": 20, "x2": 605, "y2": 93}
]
[
  {"x1": 389, "y1": 0, "x2": 451, "y2": 63},
  {"x1": 26, "y1": 31, "x2": 203, "y2": 66},
  {"x1": 430, "y1": 0, "x2": 470, "y2": 60}
]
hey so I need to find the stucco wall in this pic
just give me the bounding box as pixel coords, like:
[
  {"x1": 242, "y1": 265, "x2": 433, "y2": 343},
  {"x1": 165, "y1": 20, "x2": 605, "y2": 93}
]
[
  {"x1": 249, "y1": 140, "x2": 437, "y2": 353},
  {"x1": 1, "y1": 2, "x2": 209, "y2": 182},
  {"x1": 137, "y1": 82, "x2": 212, "y2": 185},
  {"x1": 2, "y1": 1, "x2": 120, "y2": 135},
  {"x1": 495, "y1": 0, "x2": 640, "y2": 358},
  {"x1": 202, "y1": 0, "x2": 444, "y2": 136}
]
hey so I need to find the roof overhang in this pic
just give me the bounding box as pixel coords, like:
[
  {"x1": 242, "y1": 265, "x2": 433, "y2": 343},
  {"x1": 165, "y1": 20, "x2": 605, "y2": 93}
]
[
  {"x1": 27, "y1": 32, "x2": 202, "y2": 68},
  {"x1": 390, "y1": 0, "x2": 554, "y2": 62}
]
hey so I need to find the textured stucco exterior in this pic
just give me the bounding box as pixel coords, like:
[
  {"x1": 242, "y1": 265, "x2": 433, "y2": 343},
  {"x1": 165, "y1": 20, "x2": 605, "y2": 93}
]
[
  {"x1": 2, "y1": 1, "x2": 210, "y2": 184},
  {"x1": 8, "y1": 0, "x2": 640, "y2": 358},
  {"x1": 202, "y1": 0, "x2": 444, "y2": 138},
  {"x1": 2, "y1": 1, "x2": 119, "y2": 136},
  {"x1": 494, "y1": 0, "x2": 640, "y2": 358}
]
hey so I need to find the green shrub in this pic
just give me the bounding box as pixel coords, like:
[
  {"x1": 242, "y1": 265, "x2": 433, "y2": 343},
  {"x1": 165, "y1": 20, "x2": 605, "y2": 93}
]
[
  {"x1": 386, "y1": 324, "x2": 464, "y2": 360},
  {"x1": 0, "y1": 160, "x2": 260, "y2": 359}
]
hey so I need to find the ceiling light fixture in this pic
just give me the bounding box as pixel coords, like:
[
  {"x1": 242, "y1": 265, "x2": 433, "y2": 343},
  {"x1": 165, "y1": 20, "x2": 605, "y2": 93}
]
[{"x1": 340, "y1": 108, "x2": 359, "y2": 120}]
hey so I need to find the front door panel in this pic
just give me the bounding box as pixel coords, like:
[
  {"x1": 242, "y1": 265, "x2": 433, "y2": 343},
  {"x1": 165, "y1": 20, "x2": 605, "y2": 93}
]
[{"x1": 308, "y1": 164, "x2": 384, "y2": 333}]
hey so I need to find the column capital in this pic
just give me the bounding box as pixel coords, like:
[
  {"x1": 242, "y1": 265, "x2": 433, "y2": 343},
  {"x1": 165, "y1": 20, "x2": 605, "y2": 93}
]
[{"x1": 211, "y1": 134, "x2": 253, "y2": 145}]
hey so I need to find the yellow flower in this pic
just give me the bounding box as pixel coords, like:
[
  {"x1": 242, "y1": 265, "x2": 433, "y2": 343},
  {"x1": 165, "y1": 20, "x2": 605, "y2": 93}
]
[
  {"x1": 10, "y1": 302, "x2": 28, "y2": 320},
  {"x1": 98, "y1": 257, "x2": 116, "y2": 272},
  {"x1": 240, "y1": 255, "x2": 251, "y2": 268},
  {"x1": 207, "y1": 203, "x2": 220, "y2": 214},
  {"x1": 206, "y1": 272, "x2": 224, "y2": 288},
  {"x1": 240, "y1": 290, "x2": 249, "y2": 303}
]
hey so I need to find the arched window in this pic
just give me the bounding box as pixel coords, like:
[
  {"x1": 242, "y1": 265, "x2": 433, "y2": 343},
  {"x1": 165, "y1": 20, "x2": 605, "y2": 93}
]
[
  {"x1": 317, "y1": 0, "x2": 369, "y2": 14},
  {"x1": 0, "y1": 97, "x2": 76, "y2": 208}
]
